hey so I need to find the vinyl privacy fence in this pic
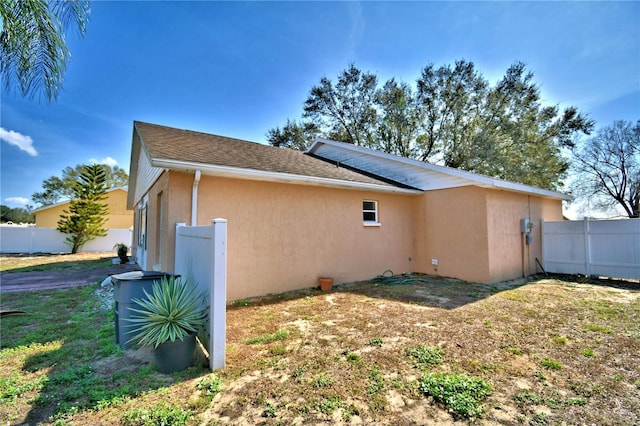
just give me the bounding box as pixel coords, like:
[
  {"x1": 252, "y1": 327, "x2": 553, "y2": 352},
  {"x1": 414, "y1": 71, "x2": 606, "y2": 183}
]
[
  {"x1": 542, "y1": 218, "x2": 640, "y2": 280},
  {"x1": 0, "y1": 226, "x2": 133, "y2": 254},
  {"x1": 174, "y1": 219, "x2": 227, "y2": 371}
]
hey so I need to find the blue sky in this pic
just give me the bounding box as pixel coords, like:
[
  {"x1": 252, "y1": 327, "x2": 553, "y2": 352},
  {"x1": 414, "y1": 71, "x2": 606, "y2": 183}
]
[{"x1": 1, "y1": 1, "x2": 639, "y2": 212}]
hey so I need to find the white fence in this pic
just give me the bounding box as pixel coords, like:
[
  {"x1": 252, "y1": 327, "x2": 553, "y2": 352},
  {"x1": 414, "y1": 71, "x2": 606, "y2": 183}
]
[
  {"x1": 0, "y1": 226, "x2": 133, "y2": 254},
  {"x1": 174, "y1": 219, "x2": 227, "y2": 371},
  {"x1": 542, "y1": 218, "x2": 640, "y2": 280}
]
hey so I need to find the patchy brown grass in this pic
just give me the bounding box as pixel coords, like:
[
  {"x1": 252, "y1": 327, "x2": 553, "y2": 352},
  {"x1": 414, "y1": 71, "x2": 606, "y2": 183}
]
[
  {"x1": 0, "y1": 252, "x2": 114, "y2": 272},
  {"x1": 1, "y1": 263, "x2": 639, "y2": 425}
]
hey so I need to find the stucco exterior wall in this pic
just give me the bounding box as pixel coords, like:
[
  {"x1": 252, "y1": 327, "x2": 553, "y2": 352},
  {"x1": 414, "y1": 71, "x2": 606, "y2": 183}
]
[
  {"x1": 133, "y1": 170, "x2": 566, "y2": 297},
  {"x1": 412, "y1": 186, "x2": 492, "y2": 283},
  {"x1": 35, "y1": 189, "x2": 133, "y2": 228},
  {"x1": 149, "y1": 172, "x2": 415, "y2": 301},
  {"x1": 485, "y1": 191, "x2": 563, "y2": 282}
]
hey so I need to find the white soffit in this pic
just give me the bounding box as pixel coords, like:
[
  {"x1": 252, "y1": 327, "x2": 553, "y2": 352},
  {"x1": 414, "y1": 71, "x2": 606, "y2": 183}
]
[{"x1": 309, "y1": 142, "x2": 470, "y2": 191}]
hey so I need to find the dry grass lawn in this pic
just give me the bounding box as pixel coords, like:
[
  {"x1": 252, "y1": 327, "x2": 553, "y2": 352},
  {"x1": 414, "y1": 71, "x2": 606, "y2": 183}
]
[{"x1": 1, "y1": 253, "x2": 638, "y2": 425}]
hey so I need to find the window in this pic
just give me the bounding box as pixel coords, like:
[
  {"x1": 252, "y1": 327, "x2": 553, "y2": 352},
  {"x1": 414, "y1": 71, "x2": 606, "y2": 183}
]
[{"x1": 363, "y1": 200, "x2": 380, "y2": 226}]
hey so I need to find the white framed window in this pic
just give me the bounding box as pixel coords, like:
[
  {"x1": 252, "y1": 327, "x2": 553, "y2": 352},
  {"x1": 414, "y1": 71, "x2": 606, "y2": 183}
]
[{"x1": 363, "y1": 200, "x2": 380, "y2": 226}]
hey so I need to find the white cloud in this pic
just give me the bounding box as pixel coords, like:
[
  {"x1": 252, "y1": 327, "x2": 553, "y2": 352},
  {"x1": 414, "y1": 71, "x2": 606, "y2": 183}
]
[
  {"x1": 89, "y1": 156, "x2": 118, "y2": 167},
  {"x1": 0, "y1": 127, "x2": 38, "y2": 156},
  {"x1": 5, "y1": 197, "x2": 30, "y2": 207}
]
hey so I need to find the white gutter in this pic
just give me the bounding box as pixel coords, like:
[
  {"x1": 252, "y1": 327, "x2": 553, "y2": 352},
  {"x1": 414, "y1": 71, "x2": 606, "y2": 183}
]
[
  {"x1": 152, "y1": 158, "x2": 422, "y2": 195},
  {"x1": 191, "y1": 170, "x2": 201, "y2": 225}
]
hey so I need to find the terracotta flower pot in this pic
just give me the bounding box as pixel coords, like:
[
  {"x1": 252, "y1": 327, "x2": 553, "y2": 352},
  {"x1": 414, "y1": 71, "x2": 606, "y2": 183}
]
[{"x1": 318, "y1": 277, "x2": 334, "y2": 291}]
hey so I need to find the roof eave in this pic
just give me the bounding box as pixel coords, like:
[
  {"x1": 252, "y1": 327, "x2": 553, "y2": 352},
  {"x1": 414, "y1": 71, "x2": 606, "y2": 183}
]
[{"x1": 152, "y1": 158, "x2": 423, "y2": 195}]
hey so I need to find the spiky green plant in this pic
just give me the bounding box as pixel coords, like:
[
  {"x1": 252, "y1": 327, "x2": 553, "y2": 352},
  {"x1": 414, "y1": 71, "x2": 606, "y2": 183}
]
[{"x1": 126, "y1": 276, "x2": 207, "y2": 348}]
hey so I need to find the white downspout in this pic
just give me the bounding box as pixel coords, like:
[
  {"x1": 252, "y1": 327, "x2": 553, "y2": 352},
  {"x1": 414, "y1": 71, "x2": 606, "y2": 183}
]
[{"x1": 191, "y1": 170, "x2": 201, "y2": 226}]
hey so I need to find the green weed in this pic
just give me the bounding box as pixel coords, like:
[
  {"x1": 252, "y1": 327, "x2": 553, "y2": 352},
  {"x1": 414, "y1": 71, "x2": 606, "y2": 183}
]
[
  {"x1": 315, "y1": 395, "x2": 343, "y2": 415},
  {"x1": 313, "y1": 375, "x2": 334, "y2": 388},
  {"x1": 121, "y1": 402, "x2": 192, "y2": 426},
  {"x1": 367, "y1": 337, "x2": 383, "y2": 347},
  {"x1": 581, "y1": 348, "x2": 595, "y2": 357},
  {"x1": 243, "y1": 329, "x2": 289, "y2": 344},
  {"x1": 406, "y1": 345, "x2": 443, "y2": 368},
  {"x1": 418, "y1": 372, "x2": 491, "y2": 419},
  {"x1": 196, "y1": 375, "x2": 221, "y2": 396},
  {"x1": 582, "y1": 323, "x2": 613, "y2": 334},
  {"x1": 551, "y1": 336, "x2": 568, "y2": 345},
  {"x1": 513, "y1": 389, "x2": 542, "y2": 406},
  {"x1": 262, "y1": 401, "x2": 277, "y2": 418},
  {"x1": 367, "y1": 367, "x2": 385, "y2": 396},
  {"x1": 541, "y1": 358, "x2": 562, "y2": 370}
]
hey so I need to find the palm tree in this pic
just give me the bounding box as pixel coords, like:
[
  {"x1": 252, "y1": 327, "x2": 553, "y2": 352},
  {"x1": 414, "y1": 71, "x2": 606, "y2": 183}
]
[{"x1": 0, "y1": 0, "x2": 91, "y2": 102}]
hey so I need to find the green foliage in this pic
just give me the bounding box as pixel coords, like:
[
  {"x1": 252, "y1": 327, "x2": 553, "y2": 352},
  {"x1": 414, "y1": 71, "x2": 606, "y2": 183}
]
[
  {"x1": 262, "y1": 401, "x2": 277, "y2": 418},
  {"x1": 126, "y1": 276, "x2": 208, "y2": 348},
  {"x1": 418, "y1": 372, "x2": 491, "y2": 419},
  {"x1": 513, "y1": 389, "x2": 542, "y2": 406},
  {"x1": 121, "y1": 402, "x2": 191, "y2": 426},
  {"x1": 313, "y1": 374, "x2": 334, "y2": 388},
  {"x1": 581, "y1": 348, "x2": 595, "y2": 357},
  {"x1": 406, "y1": 345, "x2": 443, "y2": 368},
  {"x1": 0, "y1": 205, "x2": 34, "y2": 223},
  {"x1": 32, "y1": 163, "x2": 129, "y2": 207},
  {"x1": 0, "y1": 0, "x2": 90, "y2": 101},
  {"x1": 196, "y1": 375, "x2": 222, "y2": 396},
  {"x1": 315, "y1": 395, "x2": 343, "y2": 415},
  {"x1": 582, "y1": 323, "x2": 613, "y2": 334},
  {"x1": 367, "y1": 337, "x2": 383, "y2": 347},
  {"x1": 56, "y1": 164, "x2": 109, "y2": 253},
  {"x1": 243, "y1": 329, "x2": 289, "y2": 345},
  {"x1": 367, "y1": 367, "x2": 386, "y2": 396},
  {"x1": 540, "y1": 358, "x2": 562, "y2": 370},
  {"x1": 269, "y1": 61, "x2": 593, "y2": 189},
  {"x1": 529, "y1": 412, "x2": 552, "y2": 426}
]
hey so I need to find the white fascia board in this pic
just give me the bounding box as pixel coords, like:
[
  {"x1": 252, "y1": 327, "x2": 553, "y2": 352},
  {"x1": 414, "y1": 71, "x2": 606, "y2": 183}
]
[
  {"x1": 152, "y1": 158, "x2": 422, "y2": 195},
  {"x1": 308, "y1": 138, "x2": 572, "y2": 201}
]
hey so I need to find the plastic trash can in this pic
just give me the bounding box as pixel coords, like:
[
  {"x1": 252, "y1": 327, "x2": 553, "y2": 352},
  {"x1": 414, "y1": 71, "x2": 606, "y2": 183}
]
[{"x1": 111, "y1": 271, "x2": 178, "y2": 349}]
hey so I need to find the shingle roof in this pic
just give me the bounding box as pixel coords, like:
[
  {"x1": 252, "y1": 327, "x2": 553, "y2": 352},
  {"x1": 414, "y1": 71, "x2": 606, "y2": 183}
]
[{"x1": 134, "y1": 121, "x2": 407, "y2": 188}]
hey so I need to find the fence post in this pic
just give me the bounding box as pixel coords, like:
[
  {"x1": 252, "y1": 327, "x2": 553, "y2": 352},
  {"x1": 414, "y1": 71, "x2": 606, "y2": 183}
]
[
  {"x1": 210, "y1": 219, "x2": 227, "y2": 370},
  {"x1": 583, "y1": 217, "x2": 591, "y2": 276},
  {"x1": 540, "y1": 220, "x2": 546, "y2": 272},
  {"x1": 174, "y1": 223, "x2": 186, "y2": 273},
  {"x1": 29, "y1": 225, "x2": 35, "y2": 254}
]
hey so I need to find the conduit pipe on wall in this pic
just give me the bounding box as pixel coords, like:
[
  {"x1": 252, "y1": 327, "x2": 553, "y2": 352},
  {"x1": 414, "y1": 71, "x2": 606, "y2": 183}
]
[{"x1": 191, "y1": 170, "x2": 201, "y2": 226}]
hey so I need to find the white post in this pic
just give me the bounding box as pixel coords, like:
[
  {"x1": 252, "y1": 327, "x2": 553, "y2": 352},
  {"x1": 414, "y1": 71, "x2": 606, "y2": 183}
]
[
  {"x1": 28, "y1": 225, "x2": 35, "y2": 254},
  {"x1": 540, "y1": 220, "x2": 546, "y2": 273},
  {"x1": 583, "y1": 217, "x2": 591, "y2": 277},
  {"x1": 174, "y1": 222, "x2": 186, "y2": 273},
  {"x1": 210, "y1": 219, "x2": 227, "y2": 370}
]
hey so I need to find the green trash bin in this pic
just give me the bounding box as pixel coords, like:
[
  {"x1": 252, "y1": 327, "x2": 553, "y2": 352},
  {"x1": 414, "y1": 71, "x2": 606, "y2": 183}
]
[{"x1": 111, "y1": 271, "x2": 178, "y2": 349}]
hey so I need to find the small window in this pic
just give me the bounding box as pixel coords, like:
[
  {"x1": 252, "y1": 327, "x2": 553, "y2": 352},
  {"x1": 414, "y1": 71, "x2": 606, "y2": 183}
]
[{"x1": 363, "y1": 200, "x2": 379, "y2": 225}]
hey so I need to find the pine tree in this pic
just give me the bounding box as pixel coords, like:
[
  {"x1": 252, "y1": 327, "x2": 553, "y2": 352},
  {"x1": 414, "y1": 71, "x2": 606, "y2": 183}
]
[{"x1": 57, "y1": 164, "x2": 109, "y2": 253}]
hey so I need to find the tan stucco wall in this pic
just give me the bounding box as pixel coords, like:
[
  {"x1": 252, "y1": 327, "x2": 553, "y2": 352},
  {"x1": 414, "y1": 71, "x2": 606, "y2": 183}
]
[
  {"x1": 485, "y1": 191, "x2": 564, "y2": 282},
  {"x1": 412, "y1": 186, "x2": 492, "y2": 283},
  {"x1": 144, "y1": 172, "x2": 415, "y2": 300},
  {"x1": 412, "y1": 186, "x2": 564, "y2": 284},
  {"x1": 35, "y1": 189, "x2": 133, "y2": 228},
  {"x1": 134, "y1": 171, "x2": 565, "y2": 297}
]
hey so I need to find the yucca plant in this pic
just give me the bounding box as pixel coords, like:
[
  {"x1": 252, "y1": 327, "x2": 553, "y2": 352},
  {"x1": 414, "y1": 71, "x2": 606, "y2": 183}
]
[{"x1": 127, "y1": 276, "x2": 207, "y2": 348}]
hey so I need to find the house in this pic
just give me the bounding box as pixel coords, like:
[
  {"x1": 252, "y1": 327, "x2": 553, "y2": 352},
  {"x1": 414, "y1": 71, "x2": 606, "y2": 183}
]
[
  {"x1": 127, "y1": 121, "x2": 568, "y2": 301},
  {"x1": 33, "y1": 187, "x2": 134, "y2": 228}
]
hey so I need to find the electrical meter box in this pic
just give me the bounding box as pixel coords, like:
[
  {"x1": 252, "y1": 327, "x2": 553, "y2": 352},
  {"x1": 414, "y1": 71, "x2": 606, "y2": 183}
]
[{"x1": 520, "y1": 218, "x2": 532, "y2": 233}]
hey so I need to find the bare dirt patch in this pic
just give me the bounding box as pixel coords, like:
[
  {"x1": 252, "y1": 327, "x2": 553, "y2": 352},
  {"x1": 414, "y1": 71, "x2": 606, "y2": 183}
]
[{"x1": 0, "y1": 252, "x2": 139, "y2": 292}]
